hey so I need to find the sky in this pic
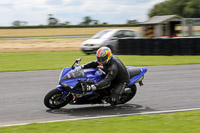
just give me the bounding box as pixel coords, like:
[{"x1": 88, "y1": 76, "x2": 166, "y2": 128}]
[{"x1": 0, "y1": 0, "x2": 165, "y2": 26}]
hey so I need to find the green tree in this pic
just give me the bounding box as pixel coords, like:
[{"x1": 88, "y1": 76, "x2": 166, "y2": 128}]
[
  {"x1": 183, "y1": 0, "x2": 200, "y2": 17},
  {"x1": 48, "y1": 14, "x2": 59, "y2": 25},
  {"x1": 12, "y1": 20, "x2": 28, "y2": 26},
  {"x1": 148, "y1": 0, "x2": 200, "y2": 18},
  {"x1": 80, "y1": 16, "x2": 93, "y2": 25},
  {"x1": 12, "y1": 21, "x2": 21, "y2": 26},
  {"x1": 126, "y1": 19, "x2": 138, "y2": 24},
  {"x1": 91, "y1": 20, "x2": 99, "y2": 25}
]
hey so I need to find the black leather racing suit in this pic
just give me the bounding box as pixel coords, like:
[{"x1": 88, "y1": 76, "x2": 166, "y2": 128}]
[{"x1": 82, "y1": 55, "x2": 130, "y2": 101}]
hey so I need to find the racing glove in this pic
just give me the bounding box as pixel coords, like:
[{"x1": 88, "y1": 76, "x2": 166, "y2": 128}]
[
  {"x1": 75, "y1": 65, "x2": 83, "y2": 71},
  {"x1": 82, "y1": 84, "x2": 97, "y2": 92}
]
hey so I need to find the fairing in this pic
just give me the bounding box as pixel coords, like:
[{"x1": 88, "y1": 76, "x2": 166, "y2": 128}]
[
  {"x1": 57, "y1": 66, "x2": 147, "y2": 91},
  {"x1": 127, "y1": 66, "x2": 148, "y2": 85}
]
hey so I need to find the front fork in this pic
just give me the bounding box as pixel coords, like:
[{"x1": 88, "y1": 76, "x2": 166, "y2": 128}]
[{"x1": 56, "y1": 85, "x2": 70, "y2": 100}]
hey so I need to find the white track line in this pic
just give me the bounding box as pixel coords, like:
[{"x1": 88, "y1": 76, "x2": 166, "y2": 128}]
[{"x1": 1, "y1": 107, "x2": 200, "y2": 127}]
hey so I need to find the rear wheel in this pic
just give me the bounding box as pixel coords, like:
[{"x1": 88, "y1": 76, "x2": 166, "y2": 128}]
[
  {"x1": 44, "y1": 89, "x2": 73, "y2": 109},
  {"x1": 119, "y1": 84, "x2": 137, "y2": 104}
]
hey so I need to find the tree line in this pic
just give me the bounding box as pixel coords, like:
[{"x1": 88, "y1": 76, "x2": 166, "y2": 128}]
[
  {"x1": 12, "y1": 0, "x2": 200, "y2": 26},
  {"x1": 12, "y1": 14, "x2": 138, "y2": 26},
  {"x1": 148, "y1": 0, "x2": 200, "y2": 18}
]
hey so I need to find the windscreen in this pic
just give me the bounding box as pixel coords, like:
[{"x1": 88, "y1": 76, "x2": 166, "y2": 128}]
[
  {"x1": 92, "y1": 30, "x2": 114, "y2": 39},
  {"x1": 62, "y1": 68, "x2": 85, "y2": 80}
]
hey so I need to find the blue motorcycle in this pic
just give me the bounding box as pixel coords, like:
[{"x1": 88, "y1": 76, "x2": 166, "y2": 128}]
[{"x1": 44, "y1": 58, "x2": 147, "y2": 109}]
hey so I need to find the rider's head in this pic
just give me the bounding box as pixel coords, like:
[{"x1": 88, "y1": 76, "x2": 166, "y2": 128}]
[{"x1": 96, "y1": 47, "x2": 113, "y2": 66}]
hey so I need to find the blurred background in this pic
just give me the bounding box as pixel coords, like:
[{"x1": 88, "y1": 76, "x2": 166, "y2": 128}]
[
  {"x1": 0, "y1": 0, "x2": 200, "y2": 54},
  {"x1": 0, "y1": 0, "x2": 199, "y2": 37}
]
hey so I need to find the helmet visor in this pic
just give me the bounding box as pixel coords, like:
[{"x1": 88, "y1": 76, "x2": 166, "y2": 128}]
[{"x1": 97, "y1": 54, "x2": 108, "y2": 63}]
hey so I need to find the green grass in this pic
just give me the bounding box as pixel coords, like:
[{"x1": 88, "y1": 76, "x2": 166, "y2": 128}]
[
  {"x1": 0, "y1": 35, "x2": 92, "y2": 41},
  {"x1": 0, "y1": 52, "x2": 200, "y2": 72},
  {"x1": 1, "y1": 52, "x2": 200, "y2": 131},
  {"x1": 0, "y1": 110, "x2": 200, "y2": 133}
]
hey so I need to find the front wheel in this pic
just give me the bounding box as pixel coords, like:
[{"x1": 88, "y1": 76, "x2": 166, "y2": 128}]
[
  {"x1": 119, "y1": 84, "x2": 137, "y2": 104},
  {"x1": 44, "y1": 89, "x2": 73, "y2": 109}
]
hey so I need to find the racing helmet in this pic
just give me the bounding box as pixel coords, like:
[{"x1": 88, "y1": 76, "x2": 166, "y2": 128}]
[{"x1": 96, "y1": 47, "x2": 113, "y2": 66}]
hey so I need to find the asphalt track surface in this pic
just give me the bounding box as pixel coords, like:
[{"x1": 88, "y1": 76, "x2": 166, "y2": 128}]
[{"x1": 0, "y1": 65, "x2": 200, "y2": 126}]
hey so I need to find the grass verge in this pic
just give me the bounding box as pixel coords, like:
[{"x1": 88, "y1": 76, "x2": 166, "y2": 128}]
[
  {"x1": 0, "y1": 51, "x2": 200, "y2": 72},
  {"x1": 0, "y1": 35, "x2": 92, "y2": 41},
  {"x1": 0, "y1": 110, "x2": 200, "y2": 133}
]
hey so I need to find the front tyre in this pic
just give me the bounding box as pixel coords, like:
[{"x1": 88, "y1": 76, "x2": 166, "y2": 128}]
[
  {"x1": 44, "y1": 89, "x2": 73, "y2": 109},
  {"x1": 119, "y1": 84, "x2": 137, "y2": 104}
]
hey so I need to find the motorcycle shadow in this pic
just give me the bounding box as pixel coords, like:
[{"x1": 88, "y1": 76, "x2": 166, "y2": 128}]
[{"x1": 46, "y1": 104, "x2": 156, "y2": 117}]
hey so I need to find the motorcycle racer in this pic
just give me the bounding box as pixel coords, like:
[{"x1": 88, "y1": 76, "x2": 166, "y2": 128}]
[{"x1": 81, "y1": 47, "x2": 130, "y2": 104}]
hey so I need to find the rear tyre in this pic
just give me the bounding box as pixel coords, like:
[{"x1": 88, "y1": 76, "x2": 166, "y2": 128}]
[
  {"x1": 44, "y1": 89, "x2": 73, "y2": 109},
  {"x1": 119, "y1": 84, "x2": 137, "y2": 104}
]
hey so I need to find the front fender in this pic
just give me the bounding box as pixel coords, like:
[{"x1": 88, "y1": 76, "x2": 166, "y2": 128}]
[
  {"x1": 56, "y1": 85, "x2": 64, "y2": 91},
  {"x1": 56, "y1": 85, "x2": 71, "y2": 100}
]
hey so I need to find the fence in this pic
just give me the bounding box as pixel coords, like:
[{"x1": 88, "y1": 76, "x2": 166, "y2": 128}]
[
  {"x1": 182, "y1": 18, "x2": 200, "y2": 36},
  {"x1": 117, "y1": 38, "x2": 200, "y2": 55}
]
